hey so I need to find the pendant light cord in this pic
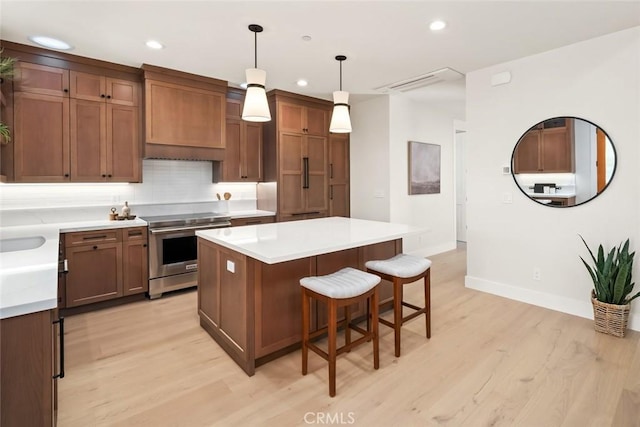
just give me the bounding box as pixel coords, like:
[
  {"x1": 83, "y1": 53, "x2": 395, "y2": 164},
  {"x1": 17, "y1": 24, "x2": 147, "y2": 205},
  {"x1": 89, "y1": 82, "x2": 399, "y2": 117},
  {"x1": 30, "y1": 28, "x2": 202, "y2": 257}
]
[
  {"x1": 339, "y1": 60, "x2": 342, "y2": 91},
  {"x1": 254, "y1": 30, "x2": 258, "y2": 68}
]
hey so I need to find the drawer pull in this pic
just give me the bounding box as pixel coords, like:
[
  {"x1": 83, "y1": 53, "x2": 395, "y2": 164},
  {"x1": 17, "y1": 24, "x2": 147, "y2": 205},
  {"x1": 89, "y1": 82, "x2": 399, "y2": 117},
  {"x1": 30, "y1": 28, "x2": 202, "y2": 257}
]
[
  {"x1": 53, "y1": 317, "x2": 65, "y2": 379},
  {"x1": 83, "y1": 235, "x2": 107, "y2": 240}
]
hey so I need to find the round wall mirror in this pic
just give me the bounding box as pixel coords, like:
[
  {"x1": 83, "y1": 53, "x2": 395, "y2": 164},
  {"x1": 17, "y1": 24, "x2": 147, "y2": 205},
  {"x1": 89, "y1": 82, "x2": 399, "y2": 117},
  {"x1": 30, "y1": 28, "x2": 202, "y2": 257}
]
[{"x1": 511, "y1": 117, "x2": 616, "y2": 207}]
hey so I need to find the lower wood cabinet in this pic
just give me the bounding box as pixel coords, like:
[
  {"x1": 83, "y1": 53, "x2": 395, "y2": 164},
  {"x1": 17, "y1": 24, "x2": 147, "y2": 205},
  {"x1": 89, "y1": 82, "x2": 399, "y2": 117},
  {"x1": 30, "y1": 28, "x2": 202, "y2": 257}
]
[
  {"x1": 63, "y1": 227, "x2": 147, "y2": 307},
  {"x1": 1, "y1": 308, "x2": 63, "y2": 427}
]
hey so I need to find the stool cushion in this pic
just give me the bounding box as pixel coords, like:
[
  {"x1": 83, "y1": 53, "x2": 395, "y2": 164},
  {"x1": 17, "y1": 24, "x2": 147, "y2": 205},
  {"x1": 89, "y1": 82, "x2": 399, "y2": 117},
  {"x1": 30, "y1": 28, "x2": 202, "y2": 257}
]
[
  {"x1": 365, "y1": 254, "x2": 431, "y2": 278},
  {"x1": 300, "y1": 267, "x2": 381, "y2": 299}
]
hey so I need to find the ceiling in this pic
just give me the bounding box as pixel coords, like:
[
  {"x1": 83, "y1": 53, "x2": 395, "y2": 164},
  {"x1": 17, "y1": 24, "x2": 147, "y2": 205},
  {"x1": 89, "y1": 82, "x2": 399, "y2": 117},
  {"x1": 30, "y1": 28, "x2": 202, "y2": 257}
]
[{"x1": 2, "y1": 0, "x2": 639, "y2": 111}]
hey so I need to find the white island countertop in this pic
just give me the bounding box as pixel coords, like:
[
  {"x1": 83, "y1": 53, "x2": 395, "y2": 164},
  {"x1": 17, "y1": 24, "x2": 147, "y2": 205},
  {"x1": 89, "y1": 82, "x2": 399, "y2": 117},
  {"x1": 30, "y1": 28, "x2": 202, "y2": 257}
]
[{"x1": 196, "y1": 216, "x2": 423, "y2": 264}]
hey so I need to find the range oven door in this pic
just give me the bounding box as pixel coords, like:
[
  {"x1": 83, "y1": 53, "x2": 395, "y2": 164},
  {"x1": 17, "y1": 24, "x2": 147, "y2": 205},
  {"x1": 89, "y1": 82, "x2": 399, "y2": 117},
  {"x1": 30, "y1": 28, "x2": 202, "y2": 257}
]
[{"x1": 149, "y1": 224, "x2": 225, "y2": 280}]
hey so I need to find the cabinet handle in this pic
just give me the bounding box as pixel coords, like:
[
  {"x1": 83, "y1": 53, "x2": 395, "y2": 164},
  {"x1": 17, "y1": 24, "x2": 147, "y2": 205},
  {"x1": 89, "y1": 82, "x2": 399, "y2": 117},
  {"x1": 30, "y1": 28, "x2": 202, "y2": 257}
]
[
  {"x1": 101, "y1": 94, "x2": 106, "y2": 98},
  {"x1": 330, "y1": 185, "x2": 333, "y2": 200},
  {"x1": 108, "y1": 174, "x2": 112, "y2": 178},
  {"x1": 53, "y1": 317, "x2": 65, "y2": 379},
  {"x1": 63, "y1": 89, "x2": 69, "y2": 93},
  {"x1": 143, "y1": 244, "x2": 147, "y2": 248},
  {"x1": 64, "y1": 174, "x2": 70, "y2": 178},
  {"x1": 83, "y1": 235, "x2": 107, "y2": 240},
  {"x1": 93, "y1": 245, "x2": 98, "y2": 250},
  {"x1": 330, "y1": 163, "x2": 333, "y2": 179},
  {"x1": 302, "y1": 157, "x2": 309, "y2": 189},
  {"x1": 106, "y1": 95, "x2": 112, "y2": 99},
  {"x1": 102, "y1": 174, "x2": 106, "y2": 178},
  {"x1": 292, "y1": 211, "x2": 320, "y2": 216}
]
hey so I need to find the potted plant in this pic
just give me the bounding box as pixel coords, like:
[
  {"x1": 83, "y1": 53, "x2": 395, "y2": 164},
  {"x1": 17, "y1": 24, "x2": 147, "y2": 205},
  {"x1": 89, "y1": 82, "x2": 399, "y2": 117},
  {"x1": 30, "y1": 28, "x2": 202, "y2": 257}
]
[
  {"x1": 0, "y1": 49, "x2": 17, "y2": 144},
  {"x1": 580, "y1": 236, "x2": 640, "y2": 337}
]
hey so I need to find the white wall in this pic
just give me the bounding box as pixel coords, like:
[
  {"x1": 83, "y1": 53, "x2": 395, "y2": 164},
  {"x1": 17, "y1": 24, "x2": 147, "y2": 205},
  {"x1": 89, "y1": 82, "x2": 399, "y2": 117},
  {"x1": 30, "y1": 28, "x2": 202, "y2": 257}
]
[
  {"x1": 350, "y1": 93, "x2": 459, "y2": 257},
  {"x1": 466, "y1": 27, "x2": 640, "y2": 330},
  {"x1": 350, "y1": 96, "x2": 391, "y2": 222}
]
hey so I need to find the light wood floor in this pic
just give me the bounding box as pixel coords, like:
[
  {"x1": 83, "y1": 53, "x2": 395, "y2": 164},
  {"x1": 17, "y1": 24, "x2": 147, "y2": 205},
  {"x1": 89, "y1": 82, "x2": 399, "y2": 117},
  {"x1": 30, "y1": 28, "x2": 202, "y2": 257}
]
[{"x1": 58, "y1": 245, "x2": 640, "y2": 426}]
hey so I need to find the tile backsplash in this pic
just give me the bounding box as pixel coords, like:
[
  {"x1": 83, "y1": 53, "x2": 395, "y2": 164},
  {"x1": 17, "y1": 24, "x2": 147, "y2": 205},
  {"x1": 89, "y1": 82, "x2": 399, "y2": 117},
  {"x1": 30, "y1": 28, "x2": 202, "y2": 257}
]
[{"x1": 0, "y1": 159, "x2": 258, "y2": 211}]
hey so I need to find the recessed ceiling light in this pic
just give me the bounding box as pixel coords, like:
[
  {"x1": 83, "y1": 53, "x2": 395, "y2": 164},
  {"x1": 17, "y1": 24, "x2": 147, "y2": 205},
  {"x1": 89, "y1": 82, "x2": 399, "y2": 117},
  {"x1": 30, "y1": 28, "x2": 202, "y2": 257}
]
[
  {"x1": 240, "y1": 82, "x2": 248, "y2": 89},
  {"x1": 302, "y1": 35, "x2": 312, "y2": 42},
  {"x1": 429, "y1": 20, "x2": 446, "y2": 31},
  {"x1": 146, "y1": 40, "x2": 164, "y2": 50},
  {"x1": 28, "y1": 36, "x2": 72, "y2": 50},
  {"x1": 296, "y1": 79, "x2": 308, "y2": 87}
]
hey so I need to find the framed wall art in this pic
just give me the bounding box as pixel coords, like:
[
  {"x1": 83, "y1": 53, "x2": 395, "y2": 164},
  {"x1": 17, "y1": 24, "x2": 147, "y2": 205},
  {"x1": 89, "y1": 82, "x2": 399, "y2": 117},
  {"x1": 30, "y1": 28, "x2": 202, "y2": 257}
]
[{"x1": 408, "y1": 141, "x2": 441, "y2": 195}]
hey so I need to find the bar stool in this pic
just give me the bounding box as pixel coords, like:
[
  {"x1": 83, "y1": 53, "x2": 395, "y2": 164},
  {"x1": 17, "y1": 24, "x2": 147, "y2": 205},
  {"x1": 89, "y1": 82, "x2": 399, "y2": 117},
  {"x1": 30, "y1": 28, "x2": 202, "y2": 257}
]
[
  {"x1": 365, "y1": 254, "x2": 432, "y2": 357},
  {"x1": 300, "y1": 267, "x2": 381, "y2": 397}
]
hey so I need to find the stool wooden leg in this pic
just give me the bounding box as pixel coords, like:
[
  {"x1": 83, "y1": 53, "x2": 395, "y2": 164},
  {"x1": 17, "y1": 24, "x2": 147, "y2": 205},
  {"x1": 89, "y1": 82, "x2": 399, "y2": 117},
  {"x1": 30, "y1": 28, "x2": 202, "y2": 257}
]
[
  {"x1": 393, "y1": 278, "x2": 403, "y2": 357},
  {"x1": 328, "y1": 298, "x2": 338, "y2": 397},
  {"x1": 301, "y1": 290, "x2": 309, "y2": 376},
  {"x1": 425, "y1": 269, "x2": 431, "y2": 339},
  {"x1": 344, "y1": 306, "x2": 351, "y2": 349},
  {"x1": 372, "y1": 288, "x2": 380, "y2": 370}
]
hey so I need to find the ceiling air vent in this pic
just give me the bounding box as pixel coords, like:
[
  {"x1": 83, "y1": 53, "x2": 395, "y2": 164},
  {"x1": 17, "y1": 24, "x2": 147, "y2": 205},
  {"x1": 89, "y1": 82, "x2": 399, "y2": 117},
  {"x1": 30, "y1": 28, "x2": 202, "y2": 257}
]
[{"x1": 376, "y1": 67, "x2": 464, "y2": 93}]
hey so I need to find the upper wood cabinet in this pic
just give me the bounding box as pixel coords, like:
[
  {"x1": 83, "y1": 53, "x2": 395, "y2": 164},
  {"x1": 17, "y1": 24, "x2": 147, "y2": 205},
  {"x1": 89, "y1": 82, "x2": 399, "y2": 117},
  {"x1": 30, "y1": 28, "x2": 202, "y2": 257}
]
[
  {"x1": 1, "y1": 46, "x2": 142, "y2": 183},
  {"x1": 215, "y1": 95, "x2": 263, "y2": 182},
  {"x1": 513, "y1": 119, "x2": 574, "y2": 174},
  {"x1": 278, "y1": 101, "x2": 328, "y2": 136},
  {"x1": 70, "y1": 71, "x2": 138, "y2": 106},
  {"x1": 329, "y1": 133, "x2": 350, "y2": 217},
  {"x1": 258, "y1": 90, "x2": 332, "y2": 222},
  {"x1": 13, "y1": 62, "x2": 69, "y2": 96},
  {"x1": 142, "y1": 64, "x2": 227, "y2": 161}
]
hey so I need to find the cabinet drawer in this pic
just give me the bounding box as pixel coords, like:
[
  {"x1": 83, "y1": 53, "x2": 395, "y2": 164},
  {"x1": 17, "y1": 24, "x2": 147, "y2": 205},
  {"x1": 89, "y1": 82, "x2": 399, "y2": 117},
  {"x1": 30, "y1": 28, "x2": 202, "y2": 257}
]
[
  {"x1": 230, "y1": 216, "x2": 275, "y2": 227},
  {"x1": 279, "y1": 211, "x2": 327, "y2": 222},
  {"x1": 123, "y1": 227, "x2": 148, "y2": 241},
  {"x1": 65, "y1": 229, "x2": 122, "y2": 247}
]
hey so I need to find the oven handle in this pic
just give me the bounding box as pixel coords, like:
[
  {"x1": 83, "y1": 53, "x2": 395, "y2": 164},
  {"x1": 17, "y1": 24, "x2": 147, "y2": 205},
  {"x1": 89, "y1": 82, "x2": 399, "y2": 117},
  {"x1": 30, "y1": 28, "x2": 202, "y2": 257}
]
[{"x1": 150, "y1": 223, "x2": 231, "y2": 234}]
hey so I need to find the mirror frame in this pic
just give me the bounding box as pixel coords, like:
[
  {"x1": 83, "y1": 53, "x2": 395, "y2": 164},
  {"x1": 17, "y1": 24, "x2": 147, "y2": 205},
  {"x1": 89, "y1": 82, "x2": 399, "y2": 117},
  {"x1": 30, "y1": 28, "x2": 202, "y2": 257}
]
[{"x1": 510, "y1": 116, "x2": 617, "y2": 208}]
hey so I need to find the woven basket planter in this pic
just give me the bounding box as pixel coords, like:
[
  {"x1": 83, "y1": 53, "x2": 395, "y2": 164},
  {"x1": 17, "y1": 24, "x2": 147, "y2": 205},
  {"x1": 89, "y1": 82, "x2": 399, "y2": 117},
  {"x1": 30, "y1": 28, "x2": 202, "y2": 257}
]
[{"x1": 591, "y1": 290, "x2": 630, "y2": 337}]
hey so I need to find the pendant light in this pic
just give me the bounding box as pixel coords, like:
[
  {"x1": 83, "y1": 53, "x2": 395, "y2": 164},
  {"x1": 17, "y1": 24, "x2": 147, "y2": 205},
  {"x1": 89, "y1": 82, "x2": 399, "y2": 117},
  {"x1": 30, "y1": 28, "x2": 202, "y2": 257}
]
[
  {"x1": 242, "y1": 24, "x2": 271, "y2": 122},
  {"x1": 329, "y1": 55, "x2": 352, "y2": 133}
]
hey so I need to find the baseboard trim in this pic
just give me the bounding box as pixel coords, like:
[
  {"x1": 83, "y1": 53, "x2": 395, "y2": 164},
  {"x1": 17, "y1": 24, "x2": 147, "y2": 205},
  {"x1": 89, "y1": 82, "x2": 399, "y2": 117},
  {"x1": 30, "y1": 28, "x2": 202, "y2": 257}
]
[
  {"x1": 465, "y1": 275, "x2": 640, "y2": 332},
  {"x1": 406, "y1": 241, "x2": 458, "y2": 259}
]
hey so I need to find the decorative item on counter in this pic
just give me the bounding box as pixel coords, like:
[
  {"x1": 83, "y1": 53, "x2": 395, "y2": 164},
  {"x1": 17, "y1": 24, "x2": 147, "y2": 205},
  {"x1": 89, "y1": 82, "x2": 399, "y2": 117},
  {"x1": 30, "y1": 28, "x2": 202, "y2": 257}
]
[
  {"x1": 216, "y1": 193, "x2": 221, "y2": 200},
  {"x1": 109, "y1": 207, "x2": 118, "y2": 221},
  {"x1": 121, "y1": 201, "x2": 131, "y2": 218},
  {"x1": 224, "y1": 192, "x2": 232, "y2": 200}
]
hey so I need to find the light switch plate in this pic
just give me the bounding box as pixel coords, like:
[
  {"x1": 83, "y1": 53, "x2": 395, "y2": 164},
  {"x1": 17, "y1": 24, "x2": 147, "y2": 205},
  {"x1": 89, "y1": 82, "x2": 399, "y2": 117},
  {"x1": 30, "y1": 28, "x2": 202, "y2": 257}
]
[{"x1": 226, "y1": 260, "x2": 235, "y2": 273}]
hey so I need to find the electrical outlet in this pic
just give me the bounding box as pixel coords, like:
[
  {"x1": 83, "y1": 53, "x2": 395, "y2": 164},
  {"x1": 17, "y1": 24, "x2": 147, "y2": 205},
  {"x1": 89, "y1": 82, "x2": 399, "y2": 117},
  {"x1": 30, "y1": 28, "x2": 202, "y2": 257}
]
[
  {"x1": 226, "y1": 260, "x2": 235, "y2": 273},
  {"x1": 533, "y1": 267, "x2": 541, "y2": 281}
]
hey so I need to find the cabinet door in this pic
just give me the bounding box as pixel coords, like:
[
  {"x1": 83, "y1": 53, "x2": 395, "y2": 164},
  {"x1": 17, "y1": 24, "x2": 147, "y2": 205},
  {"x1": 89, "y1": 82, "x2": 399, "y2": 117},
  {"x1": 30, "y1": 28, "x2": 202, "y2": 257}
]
[
  {"x1": 123, "y1": 231, "x2": 148, "y2": 296},
  {"x1": 223, "y1": 119, "x2": 242, "y2": 181},
  {"x1": 70, "y1": 99, "x2": 106, "y2": 181},
  {"x1": 145, "y1": 79, "x2": 225, "y2": 149},
  {"x1": 513, "y1": 130, "x2": 540, "y2": 173},
  {"x1": 107, "y1": 78, "x2": 138, "y2": 106},
  {"x1": 243, "y1": 122, "x2": 263, "y2": 181},
  {"x1": 277, "y1": 102, "x2": 305, "y2": 133},
  {"x1": 66, "y1": 242, "x2": 123, "y2": 307},
  {"x1": 279, "y1": 132, "x2": 304, "y2": 214},
  {"x1": 70, "y1": 71, "x2": 106, "y2": 102},
  {"x1": 14, "y1": 92, "x2": 70, "y2": 182},
  {"x1": 329, "y1": 133, "x2": 350, "y2": 217},
  {"x1": 305, "y1": 105, "x2": 328, "y2": 136},
  {"x1": 14, "y1": 62, "x2": 69, "y2": 97},
  {"x1": 541, "y1": 128, "x2": 572, "y2": 172},
  {"x1": 305, "y1": 135, "x2": 327, "y2": 212},
  {"x1": 107, "y1": 104, "x2": 140, "y2": 182},
  {"x1": 0, "y1": 310, "x2": 54, "y2": 427}
]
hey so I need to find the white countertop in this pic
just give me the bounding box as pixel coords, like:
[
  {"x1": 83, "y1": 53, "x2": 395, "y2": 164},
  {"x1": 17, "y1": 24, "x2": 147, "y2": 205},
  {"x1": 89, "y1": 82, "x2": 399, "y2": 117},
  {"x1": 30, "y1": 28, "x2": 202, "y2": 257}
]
[
  {"x1": 0, "y1": 210, "x2": 274, "y2": 319},
  {"x1": 526, "y1": 192, "x2": 576, "y2": 199},
  {"x1": 196, "y1": 216, "x2": 423, "y2": 264}
]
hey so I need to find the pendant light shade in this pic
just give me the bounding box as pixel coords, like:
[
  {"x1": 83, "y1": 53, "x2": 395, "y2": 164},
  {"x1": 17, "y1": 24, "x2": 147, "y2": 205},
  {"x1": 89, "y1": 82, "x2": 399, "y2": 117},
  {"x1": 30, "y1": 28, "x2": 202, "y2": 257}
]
[
  {"x1": 329, "y1": 55, "x2": 352, "y2": 133},
  {"x1": 242, "y1": 24, "x2": 271, "y2": 122}
]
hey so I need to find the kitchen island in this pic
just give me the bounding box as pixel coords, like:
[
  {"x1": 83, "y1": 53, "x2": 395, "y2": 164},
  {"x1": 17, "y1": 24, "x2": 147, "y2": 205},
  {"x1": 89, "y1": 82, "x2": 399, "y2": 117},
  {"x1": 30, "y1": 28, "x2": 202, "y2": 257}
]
[{"x1": 196, "y1": 216, "x2": 422, "y2": 375}]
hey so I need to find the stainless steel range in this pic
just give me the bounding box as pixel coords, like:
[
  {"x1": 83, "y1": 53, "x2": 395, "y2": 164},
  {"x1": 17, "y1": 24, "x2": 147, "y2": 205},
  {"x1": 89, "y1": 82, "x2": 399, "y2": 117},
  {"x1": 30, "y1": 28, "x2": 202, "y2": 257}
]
[{"x1": 142, "y1": 212, "x2": 231, "y2": 299}]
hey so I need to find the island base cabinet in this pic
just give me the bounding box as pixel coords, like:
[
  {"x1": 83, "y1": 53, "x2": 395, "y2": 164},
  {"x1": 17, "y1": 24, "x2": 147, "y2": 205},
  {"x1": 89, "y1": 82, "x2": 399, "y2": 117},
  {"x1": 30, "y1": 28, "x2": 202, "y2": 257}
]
[
  {"x1": 1, "y1": 309, "x2": 61, "y2": 427},
  {"x1": 197, "y1": 237, "x2": 400, "y2": 376}
]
